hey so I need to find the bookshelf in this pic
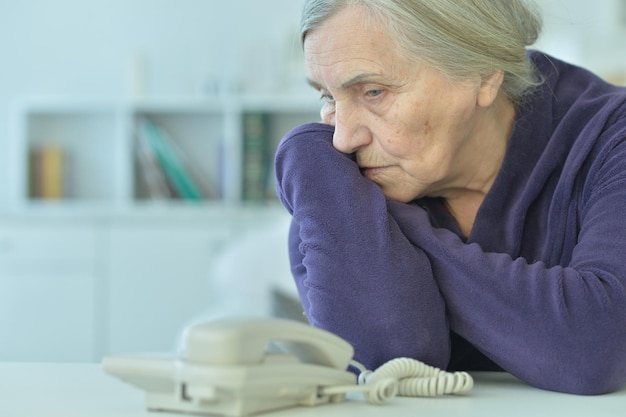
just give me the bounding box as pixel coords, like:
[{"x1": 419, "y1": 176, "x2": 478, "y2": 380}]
[
  {"x1": 9, "y1": 94, "x2": 320, "y2": 213},
  {"x1": 2, "y1": 94, "x2": 319, "y2": 362}
]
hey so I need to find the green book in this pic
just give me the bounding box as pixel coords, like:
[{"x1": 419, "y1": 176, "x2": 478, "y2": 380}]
[
  {"x1": 242, "y1": 113, "x2": 271, "y2": 201},
  {"x1": 138, "y1": 118, "x2": 204, "y2": 201}
]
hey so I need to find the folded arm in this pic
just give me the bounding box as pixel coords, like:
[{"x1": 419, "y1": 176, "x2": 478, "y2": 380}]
[
  {"x1": 275, "y1": 123, "x2": 450, "y2": 370},
  {"x1": 386, "y1": 147, "x2": 626, "y2": 395}
]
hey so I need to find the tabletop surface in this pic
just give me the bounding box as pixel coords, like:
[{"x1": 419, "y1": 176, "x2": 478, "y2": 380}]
[{"x1": 1, "y1": 362, "x2": 625, "y2": 417}]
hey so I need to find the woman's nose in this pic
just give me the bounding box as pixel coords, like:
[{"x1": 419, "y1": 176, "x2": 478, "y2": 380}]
[
  {"x1": 332, "y1": 107, "x2": 370, "y2": 154},
  {"x1": 320, "y1": 104, "x2": 335, "y2": 125}
]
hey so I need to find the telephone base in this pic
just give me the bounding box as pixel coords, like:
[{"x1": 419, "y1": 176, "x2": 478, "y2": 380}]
[
  {"x1": 103, "y1": 354, "x2": 355, "y2": 417},
  {"x1": 103, "y1": 318, "x2": 358, "y2": 416},
  {"x1": 145, "y1": 386, "x2": 346, "y2": 417}
]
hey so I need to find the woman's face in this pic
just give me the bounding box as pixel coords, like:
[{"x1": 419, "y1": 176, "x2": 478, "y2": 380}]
[{"x1": 304, "y1": 6, "x2": 504, "y2": 203}]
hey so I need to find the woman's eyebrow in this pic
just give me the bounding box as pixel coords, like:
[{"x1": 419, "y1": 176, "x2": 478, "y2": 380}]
[
  {"x1": 340, "y1": 73, "x2": 382, "y2": 89},
  {"x1": 306, "y1": 73, "x2": 385, "y2": 91},
  {"x1": 306, "y1": 78, "x2": 323, "y2": 90}
]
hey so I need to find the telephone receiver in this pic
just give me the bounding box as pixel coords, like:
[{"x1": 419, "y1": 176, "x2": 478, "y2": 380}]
[
  {"x1": 102, "y1": 318, "x2": 473, "y2": 417},
  {"x1": 184, "y1": 318, "x2": 353, "y2": 370}
]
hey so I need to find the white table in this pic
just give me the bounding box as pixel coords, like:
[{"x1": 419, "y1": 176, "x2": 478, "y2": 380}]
[{"x1": 1, "y1": 362, "x2": 625, "y2": 416}]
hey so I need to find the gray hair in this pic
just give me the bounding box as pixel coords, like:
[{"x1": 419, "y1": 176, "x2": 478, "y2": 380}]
[{"x1": 301, "y1": 0, "x2": 543, "y2": 103}]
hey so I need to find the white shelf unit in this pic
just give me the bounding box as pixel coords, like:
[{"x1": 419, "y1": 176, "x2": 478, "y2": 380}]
[
  {"x1": 9, "y1": 95, "x2": 320, "y2": 214},
  {"x1": 10, "y1": 99, "x2": 126, "y2": 210},
  {"x1": 3, "y1": 95, "x2": 317, "y2": 362}
]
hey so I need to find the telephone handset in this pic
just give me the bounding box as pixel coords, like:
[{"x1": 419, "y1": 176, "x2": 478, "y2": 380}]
[
  {"x1": 184, "y1": 318, "x2": 353, "y2": 370},
  {"x1": 103, "y1": 318, "x2": 473, "y2": 416}
]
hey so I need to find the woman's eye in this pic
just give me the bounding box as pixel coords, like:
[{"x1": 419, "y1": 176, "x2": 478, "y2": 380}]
[{"x1": 320, "y1": 93, "x2": 335, "y2": 103}]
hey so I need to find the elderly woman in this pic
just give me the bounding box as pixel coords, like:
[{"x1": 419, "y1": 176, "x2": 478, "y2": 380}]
[{"x1": 275, "y1": 0, "x2": 626, "y2": 395}]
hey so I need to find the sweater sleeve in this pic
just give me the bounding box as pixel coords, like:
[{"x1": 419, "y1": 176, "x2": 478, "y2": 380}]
[
  {"x1": 274, "y1": 123, "x2": 450, "y2": 371},
  {"x1": 386, "y1": 153, "x2": 626, "y2": 396}
]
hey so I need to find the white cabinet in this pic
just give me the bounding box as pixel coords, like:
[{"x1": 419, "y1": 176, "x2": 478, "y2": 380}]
[
  {"x1": 0, "y1": 208, "x2": 292, "y2": 362},
  {"x1": 0, "y1": 219, "x2": 99, "y2": 362}
]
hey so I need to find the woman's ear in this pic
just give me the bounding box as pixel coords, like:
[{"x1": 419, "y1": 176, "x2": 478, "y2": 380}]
[{"x1": 477, "y1": 71, "x2": 505, "y2": 108}]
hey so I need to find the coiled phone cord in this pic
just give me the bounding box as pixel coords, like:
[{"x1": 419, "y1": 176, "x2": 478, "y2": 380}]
[
  {"x1": 322, "y1": 357, "x2": 473, "y2": 405},
  {"x1": 358, "y1": 357, "x2": 473, "y2": 398}
]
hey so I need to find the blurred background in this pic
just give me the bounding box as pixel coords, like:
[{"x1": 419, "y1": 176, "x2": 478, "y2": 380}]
[{"x1": 0, "y1": 0, "x2": 624, "y2": 363}]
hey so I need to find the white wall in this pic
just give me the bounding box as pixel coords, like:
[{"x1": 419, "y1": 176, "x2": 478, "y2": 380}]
[
  {"x1": 1, "y1": 0, "x2": 624, "y2": 210},
  {"x1": 535, "y1": 0, "x2": 626, "y2": 76}
]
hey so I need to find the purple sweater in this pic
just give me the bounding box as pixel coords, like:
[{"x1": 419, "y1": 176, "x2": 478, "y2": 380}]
[{"x1": 274, "y1": 52, "x2": 626, "y2": 395}]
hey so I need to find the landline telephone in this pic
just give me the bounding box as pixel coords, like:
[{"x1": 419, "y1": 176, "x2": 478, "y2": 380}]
[{"x1": 102, "y1": 318, "x2": 473, "y2": 416}]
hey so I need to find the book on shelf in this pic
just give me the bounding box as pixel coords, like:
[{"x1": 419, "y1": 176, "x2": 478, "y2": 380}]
[
  {"x1": 28, "y1": 145, "x2": 67, "y2": 200},
  {"x1": 135, "y1": 118, "x2": 216, "y2": 201},
  {"x1": 242, "y1": 112, "x2": 274, "y2": 202},
  {"x1": 134, "y1": 125, "x2": 173, "y2": 200}
]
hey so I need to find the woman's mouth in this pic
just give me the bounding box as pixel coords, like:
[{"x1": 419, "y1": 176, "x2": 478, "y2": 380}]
[{"x1": 360, "y1": 166, "x2": 387, "y2": 179}]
